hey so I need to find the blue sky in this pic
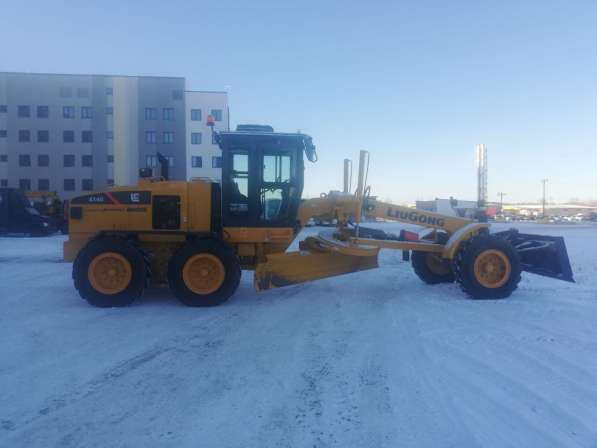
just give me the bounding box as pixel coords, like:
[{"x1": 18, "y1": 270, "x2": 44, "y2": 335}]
[{"x1": 2, "y1": 0, "x2": 596, "y2": 203}]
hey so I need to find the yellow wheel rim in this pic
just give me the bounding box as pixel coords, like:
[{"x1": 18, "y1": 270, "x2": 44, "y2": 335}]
[
  {"x1": 426, "y1": 253, "x2": 451, "y2": 276},
  {"x1": 88, "y1": 252, "x2": 132, "y2": 295},
  {"x1": 182, "y1": 253, "x2": 225, "y2": 295},
  {"x1": 474, "y1": 249, "x2": 511, "y2": 289}
]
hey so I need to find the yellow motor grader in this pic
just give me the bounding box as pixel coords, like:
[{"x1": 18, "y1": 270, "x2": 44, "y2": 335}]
[{"x1": 63, "y1": 126, "x2": 574, "y2": 307}]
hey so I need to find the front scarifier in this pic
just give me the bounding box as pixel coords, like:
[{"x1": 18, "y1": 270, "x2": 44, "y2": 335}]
[{"x1": 494, "y1": 229, "x2": 574, "y2": 282}]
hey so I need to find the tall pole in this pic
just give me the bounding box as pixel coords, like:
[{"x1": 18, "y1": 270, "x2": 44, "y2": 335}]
[
  {"x1": 497, "y1": 192, "x2": 506, "y2": 213},
  {"x1": 541, "y1": 179, "x2": 548, "y2": 218},
  {"x1": 343, "y1": 159, "x2": 351, "y2": 193},
  {"x1": 476, "y1": 144, "x2": 488, "y2": 208}
]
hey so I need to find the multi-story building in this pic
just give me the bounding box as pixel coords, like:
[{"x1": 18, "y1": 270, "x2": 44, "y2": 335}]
[
  {"x1": 185, "y1": 90, "x2": 229, "y2": 181},
  {"x1": 0, "y1": 72, "x2": 228, "y2": 198}
]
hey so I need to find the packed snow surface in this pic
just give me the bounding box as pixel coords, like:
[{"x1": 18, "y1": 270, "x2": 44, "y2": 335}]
[{"x1": 1, "y1": 222, "x2": 596, "y2": 447}]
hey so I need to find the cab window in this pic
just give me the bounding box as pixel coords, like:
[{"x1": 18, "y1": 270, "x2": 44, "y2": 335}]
[
  {"x1": 263, "y1": 154, "x2": 291, "y2": 183},
  {"x1": 260, "y1": 152, "x2": 293, "y2": 222}
]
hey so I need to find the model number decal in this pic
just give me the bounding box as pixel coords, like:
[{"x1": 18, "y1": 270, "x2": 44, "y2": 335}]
[{"x1": 71, "y1": 191, "x2": 151, "y2": 205}]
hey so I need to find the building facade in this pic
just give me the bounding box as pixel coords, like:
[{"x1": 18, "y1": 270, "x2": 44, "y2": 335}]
[
  {"x1": 0, "y1": 72, "x2": 227, "y2": 198},
  {"x1": 185, "y1": 90, "x2": 229, "y2": 181}
]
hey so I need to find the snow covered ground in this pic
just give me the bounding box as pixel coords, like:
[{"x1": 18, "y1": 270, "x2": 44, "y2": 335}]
[{"x1": 1, "y1": 222, "x2": 596, "y2": 448}]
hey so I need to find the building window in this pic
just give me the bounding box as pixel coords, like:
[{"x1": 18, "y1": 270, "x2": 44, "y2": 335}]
[
  {"x1": 105, "y1": 107, "x2": 113, "y2": 115},
  {"x1": 172, "y1": 90, "x2": 183, "y2": 100},
  {"x1": 0, "y1": 179, "x2": 7, "y2": 187},
  {"x1": 82, "y1": 155, "x2": 93, "y2": 167},
  {"x1": 192, "y1": 156, "x2": 202, "y2": 168},
  {"x1": 0, "y1": 105, "x2": 7, "y2": 113},
  {"x1": 38, "y1": 154, "x2": 50, "y2": 167},
  {"x1": 0, "y1": 155, "x2": 7, "y2": 162},
  {"x1": 63, "y1": 106, "x2": 75, "y2": 119},
  {"x1": 163, "y1": 131, "x2": 174, "y2": 144},
  {"x1": 191, "y1": 132, "x2": 202, "y2": 144},
  {"x1": 106, "y1": 87, "x2": 113, "y2": 96},
  {"x1": 19, "y1": 179, "x2": 31, "y2": 191},
  {"x1": 106, "y1": 131, "x2": 113, "y2": 140},
  {"x1": 82, "y1": 130, "x2": 93, "y2": 143},
  {"x1": 211, "y1": 133, "x2": 218, "y2": 145},
  {"x1": 107, "y1": 179, "x2": 114, "y2": 186},
  {"x1": 38, "y1": 179, "x2": 50, "y2": 191},
  {"x1": 145, "y1": 108, "x2": 157, "y2": 120},
  {"x1": 19, "y1": 154, "x2": 31, "y2": 167},
  {"x1": 37, "y1": 105, "x2": 49, "y2": 118},
  {"x1": 64, "y1": 179, "x2": 75, "y2": 191},
  {"x1": 211, "y1": 109, "x2": 223, "y2": 121},
  {"x1": 190, "y1": 109, "x2": 202, "y2": 121},
  {"x1": 0, "y1": 130, "x2": 7, "y2": 138},
  {"x1": 145, "y1": 131, "x2": 157, "y2": 144},
  {"x1": 18, "y1": 105, "x2": 30, "y2": 118},
  {"x1": 37, "y1": 130, "x2": 49, "y2": 143},
  {"x1": 162, "y1": 108, "x2": 174, "y2": 121},
  {"x1": 63, "y1": 130, "x2": 75, "y2": 143},
  {"x1": 77, "y1": 87, "x2": 89, "y2": 98},
  {"x1": 82, "y1": 179, "x2": 94, "y2": 191},
  {"x1": 212, "y1": 156, "x2": 222, "y2": 168},
  {"x1": 107, "y1": 155, "x2": 114, "y2": 163},
  {"x1": 81, "y1": 106, "x2": 94, "y2": 119},
  {"x1": 63, "y1": 154, "x2": 75, "y2": 167},
  {"x1": 60, "y1": 87, "x2": 72, "y2": 98},
  {"x1": 146, "y1": 155, "x2": 157, "y2": 168},
  {"x1": 19, "y1": 130, "x2": 31, "y2": 142}
]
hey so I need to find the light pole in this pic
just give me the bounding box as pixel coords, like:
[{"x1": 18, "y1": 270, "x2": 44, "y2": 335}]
[{"x1": 541, "y1": 179, "x2": 548, "y2": 218}]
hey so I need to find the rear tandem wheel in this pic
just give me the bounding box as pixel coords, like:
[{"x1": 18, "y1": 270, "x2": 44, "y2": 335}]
[{"x1": 167, "y1": 239, "x2": 241, "y2": 307}]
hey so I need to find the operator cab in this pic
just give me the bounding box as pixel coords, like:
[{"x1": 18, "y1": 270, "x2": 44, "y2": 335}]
[{"x1": 216, "y1": 125, "x2": 316, "y2": 228}]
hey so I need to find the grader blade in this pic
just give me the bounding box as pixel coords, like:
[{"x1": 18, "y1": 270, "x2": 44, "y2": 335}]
[
  {"x1": 496, "y1": 230, "x2": 574, "y2": 282},
  {"x1": 254, "y1": 234, "x2": 379, "y2": 291}
]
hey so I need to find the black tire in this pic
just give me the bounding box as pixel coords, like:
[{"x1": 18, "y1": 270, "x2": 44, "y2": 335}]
[
  {"x1": 453, "y1": 234, "x2": 521, "y2": 299},
  {"x1": 73, "y1": 237, "x2": 146, "y2": 307},
  {"x1": 167, "y1": 239, "x2": 241, "y2": 307},
  {"x1": 412, "y1": 251, "x2": 455, "y2": 284}
]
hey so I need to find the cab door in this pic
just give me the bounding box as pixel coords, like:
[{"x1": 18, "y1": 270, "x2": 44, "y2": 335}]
[
  {"x1": 259, "y1": 151, "x2": 294, "y2": 225},
  {"x1": 221, "y1": 135, "x2": 301, "y2": 228}
]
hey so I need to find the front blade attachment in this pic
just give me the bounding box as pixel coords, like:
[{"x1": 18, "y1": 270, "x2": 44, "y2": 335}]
[{"x1": 496, "y1": 230, "x2": 574, "y2": 282}]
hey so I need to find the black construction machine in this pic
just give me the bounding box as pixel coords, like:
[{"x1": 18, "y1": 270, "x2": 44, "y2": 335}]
[{"x1": 0, "y1": 188, "x2": 55, "y2": 236}]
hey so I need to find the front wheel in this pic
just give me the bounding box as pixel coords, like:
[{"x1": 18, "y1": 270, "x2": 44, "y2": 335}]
[
  {"x1": 167, "y1": 239, "x2": 241, "y2": 307},
  {"x1": 453, "y1": 235, "x2": 521, "y2": 299},
  {"x1": 411, "y1": 251, "x2": 455, "y2": 284}
]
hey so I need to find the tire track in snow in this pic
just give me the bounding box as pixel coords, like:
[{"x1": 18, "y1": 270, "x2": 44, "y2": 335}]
[
  {"x1": 381, "y1": 293, "x2": 483, "y2": 447},
  {"x1": 1, "y1": 311, "x2": 233, "y2": 440},
  {"x1": 429, "y1": 339, "x2": 597, "y2": 447}
]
